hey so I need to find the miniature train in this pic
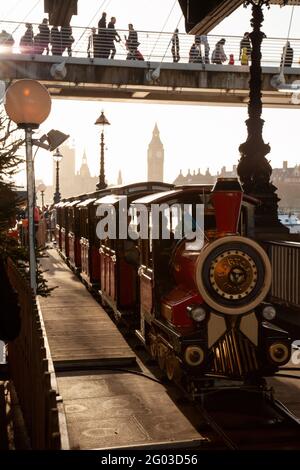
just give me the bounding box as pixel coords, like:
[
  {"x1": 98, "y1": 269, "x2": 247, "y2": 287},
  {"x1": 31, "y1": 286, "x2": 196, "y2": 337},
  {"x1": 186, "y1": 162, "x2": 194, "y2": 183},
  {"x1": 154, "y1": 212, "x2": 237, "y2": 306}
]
[{"x1": 54, "y1": 178, "x2": 291, "y2": 391}]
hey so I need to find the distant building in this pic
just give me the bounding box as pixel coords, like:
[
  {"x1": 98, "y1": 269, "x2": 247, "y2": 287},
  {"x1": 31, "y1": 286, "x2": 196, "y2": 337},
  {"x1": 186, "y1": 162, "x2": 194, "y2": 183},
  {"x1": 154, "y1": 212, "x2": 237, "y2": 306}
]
[
  {"x1": 147, "y1": 123, "x2": 164, "y2": 182},
  {"x1": 173, "y1": 161, "x2": 300, "y2": 213},
  {"x1": 51, "y1": 144, "x2": 98, "y2": 201},
  {"x1": 272, "y1": 161, "x2": 300, "y2": 212}
]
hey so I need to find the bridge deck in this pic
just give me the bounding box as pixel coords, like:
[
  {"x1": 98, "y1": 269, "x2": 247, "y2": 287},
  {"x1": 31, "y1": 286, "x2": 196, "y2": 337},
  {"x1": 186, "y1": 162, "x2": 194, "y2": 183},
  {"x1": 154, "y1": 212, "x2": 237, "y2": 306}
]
[{"x1": 38, "y1": 249, "x2": 135, "y2": 368}]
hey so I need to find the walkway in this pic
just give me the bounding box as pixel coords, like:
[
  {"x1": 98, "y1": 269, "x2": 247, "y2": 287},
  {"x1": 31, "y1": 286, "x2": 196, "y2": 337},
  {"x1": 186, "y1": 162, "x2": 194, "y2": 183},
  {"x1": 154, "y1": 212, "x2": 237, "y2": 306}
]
[{"x1": 38, "y1": 249, "x2": 205, "y2": 449}]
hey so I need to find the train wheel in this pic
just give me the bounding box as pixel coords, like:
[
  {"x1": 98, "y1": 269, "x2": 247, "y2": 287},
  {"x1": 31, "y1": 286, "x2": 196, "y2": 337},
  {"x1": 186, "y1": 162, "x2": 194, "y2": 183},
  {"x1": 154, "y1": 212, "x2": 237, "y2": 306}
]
[
  {"x1": 149, "y1": 333, "x2": 157, "y2": 359},
  {"x1": 166, "y1": 353, "x2": 182, "y2": 383},
  {"x1": 157, "y1": 343, "x2": 167, "y2": 371},
  {"x1": 166, "y1": 353, "x2": 176, "y2": 381}
]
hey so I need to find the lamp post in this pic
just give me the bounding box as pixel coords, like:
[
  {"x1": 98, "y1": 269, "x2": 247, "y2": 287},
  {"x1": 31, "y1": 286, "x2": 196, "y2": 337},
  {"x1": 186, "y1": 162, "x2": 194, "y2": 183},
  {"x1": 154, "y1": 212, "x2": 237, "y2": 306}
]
[
  {"x1": 53, "y1": 148, "x2": 63, "y2": 204},
  {"x1": 237, "y1": 0, "x2": 287, "y2": 235},
  {"x1": 37, "y1": 183, "x2": 46, "y2": 209},
  {"x1": 95, "y1": 110, "x2": 110, "y2": 190},
  {"x1": 5, "y1": 79, "x2": 51, "y2": 294}
]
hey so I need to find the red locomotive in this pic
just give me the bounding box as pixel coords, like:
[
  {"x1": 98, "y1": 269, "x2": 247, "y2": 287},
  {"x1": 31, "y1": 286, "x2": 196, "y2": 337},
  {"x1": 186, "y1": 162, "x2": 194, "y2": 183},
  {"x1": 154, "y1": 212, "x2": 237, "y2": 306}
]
[
  {"x1": 55, "y1": 178, "x2": 291, "y2": 390},
  {"x1": 127, "y1": 179, "x2": 291, "y2": 387}
]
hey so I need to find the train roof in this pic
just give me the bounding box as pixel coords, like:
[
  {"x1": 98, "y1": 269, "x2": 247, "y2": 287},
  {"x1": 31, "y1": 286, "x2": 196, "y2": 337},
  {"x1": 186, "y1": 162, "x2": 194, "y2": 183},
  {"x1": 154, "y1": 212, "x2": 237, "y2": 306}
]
[
  {"x1": 132, "y1": 186, "x2": 260, "y2": 207},
  {"x1": 94, "y1": 194, "x2": 126, "y2": 206},
  {"x1": 65, "y1": 199, "x2": 81, "y2": 207},
  {"x1": 112, "y1": 181, "x2": 173, "y2": 195},
  {"x1": 76, "y1": 197, "x2": 97, "y2": 207}
]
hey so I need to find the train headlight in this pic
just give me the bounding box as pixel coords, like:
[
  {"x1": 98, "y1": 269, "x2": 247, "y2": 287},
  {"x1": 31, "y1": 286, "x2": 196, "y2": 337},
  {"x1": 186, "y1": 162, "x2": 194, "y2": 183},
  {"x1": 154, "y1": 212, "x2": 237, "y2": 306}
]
[
  {"x1": 187, "y1": 305, "x2": 206, "y2": 322},
  {"x1": 268, "y1": 343, "x2": 289, "y2": 364},
  {"x1": 185, "y1": 346, "x2": 205, "y2": 366},
  {"x1": 262, "y1": 305, "x2": 276, "y2": 321}
]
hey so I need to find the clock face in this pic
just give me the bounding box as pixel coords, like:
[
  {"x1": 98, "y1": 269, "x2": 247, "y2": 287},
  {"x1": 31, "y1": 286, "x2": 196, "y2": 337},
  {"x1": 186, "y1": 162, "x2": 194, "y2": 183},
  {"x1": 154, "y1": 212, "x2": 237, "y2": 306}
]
[{"x1": 156, "y1": 151, "x2": 162, "y2": 159}]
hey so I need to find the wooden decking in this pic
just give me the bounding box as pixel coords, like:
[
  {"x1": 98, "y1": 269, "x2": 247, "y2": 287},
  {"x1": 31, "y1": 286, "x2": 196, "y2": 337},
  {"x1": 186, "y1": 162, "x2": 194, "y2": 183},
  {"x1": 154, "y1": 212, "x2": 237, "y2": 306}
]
[
  {"x1": 38, "y1": 249, "x2": 136, "y2": 369},
  {"x1": 38, "y1": 249, "x2": 205, "y2": 449}
]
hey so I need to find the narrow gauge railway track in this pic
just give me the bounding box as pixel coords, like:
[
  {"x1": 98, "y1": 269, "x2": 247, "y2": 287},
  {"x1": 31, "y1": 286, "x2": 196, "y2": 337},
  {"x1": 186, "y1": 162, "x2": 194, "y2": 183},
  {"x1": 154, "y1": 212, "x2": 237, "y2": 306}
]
[
  {"x1": 56, "y1": 248, "x2": 300, "y2": 451},
  {"x1": 89, "y1": 300, "x2": 300, "y2": 450}
]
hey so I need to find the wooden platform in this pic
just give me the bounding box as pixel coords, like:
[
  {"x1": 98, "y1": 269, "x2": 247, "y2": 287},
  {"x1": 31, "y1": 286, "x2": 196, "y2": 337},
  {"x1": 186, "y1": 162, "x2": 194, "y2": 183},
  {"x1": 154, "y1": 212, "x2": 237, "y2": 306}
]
[
  {"x1": 38, "y1": 249, "x2": 206, "y2": 450},
  {"x1": 38, "y1": 249, "x2": 136, "y2": 369},
  {"x1": 56, "y1": 371, "x2": 206, "y2": 450}
]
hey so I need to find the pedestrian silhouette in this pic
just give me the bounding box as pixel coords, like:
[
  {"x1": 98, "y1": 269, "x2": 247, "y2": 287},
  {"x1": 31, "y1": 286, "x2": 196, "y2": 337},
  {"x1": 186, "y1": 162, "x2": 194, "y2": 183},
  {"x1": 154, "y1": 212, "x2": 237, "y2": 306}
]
[
  {"x1": 211, "y1": 38, "x2": 227, "y2": 64},
  {"x1": 107, "y1": 17, "x2": 121, "y2": 59},
  {"x1": 240, "y1": 32, "x2": 251, "y2": 62},
  {"x1": 171, "y1": 28, "x2": 180, "y2": 62},
  {"x1": 280, "y1": 41, "x2": 293, "y2": 67},
  {"x1": 125, "y1": 24, "x2": 139, "y2": 60},
  {"x1": 97, "y1": 11, "x2": 108, "y2": 57},
  {"x1": 61, "y1": 25, "x2": 74, "y2": 56},
  {"x1": 50, "y1": 26, "x2": 62, "y2": 55},
  {"x1": 19, "y1": 23, "x2": 34, "y2": 54},
  {"x1": 0, "y1": 29, "x2": 14, "y2": 53}
]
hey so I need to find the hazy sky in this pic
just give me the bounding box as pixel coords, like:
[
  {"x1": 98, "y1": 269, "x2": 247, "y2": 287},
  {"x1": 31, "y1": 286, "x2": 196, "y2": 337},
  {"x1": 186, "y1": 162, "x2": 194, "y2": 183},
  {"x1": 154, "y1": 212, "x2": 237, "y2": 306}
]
[{"x1": 1, "y1": 0, "x2": 300, "y2": 188}]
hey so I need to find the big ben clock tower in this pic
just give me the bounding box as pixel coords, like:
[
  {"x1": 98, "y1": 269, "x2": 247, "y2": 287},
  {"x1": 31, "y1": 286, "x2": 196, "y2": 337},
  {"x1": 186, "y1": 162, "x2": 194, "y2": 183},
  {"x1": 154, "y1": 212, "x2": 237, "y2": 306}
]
[{"x1": 147, "y1": 123, "x2": 164, "y2": 182}]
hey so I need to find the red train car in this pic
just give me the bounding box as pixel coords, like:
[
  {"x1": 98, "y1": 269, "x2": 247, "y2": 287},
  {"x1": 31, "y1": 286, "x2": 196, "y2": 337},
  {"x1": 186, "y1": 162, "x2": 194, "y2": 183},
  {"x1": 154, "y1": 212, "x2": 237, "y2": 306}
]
[
  {"x1": 78, "y1": 189, "x2": 111, "y2": 287},
  {"x1": 95, "y1": 182, "x2": 174, "y2": 319}
]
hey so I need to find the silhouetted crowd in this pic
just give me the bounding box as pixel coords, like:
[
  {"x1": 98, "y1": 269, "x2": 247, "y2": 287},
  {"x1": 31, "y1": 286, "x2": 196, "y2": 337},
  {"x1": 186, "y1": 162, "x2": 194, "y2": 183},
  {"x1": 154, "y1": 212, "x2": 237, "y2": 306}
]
[{"x1": 0, "y1": 15, "x2": 296, "y2": 68}]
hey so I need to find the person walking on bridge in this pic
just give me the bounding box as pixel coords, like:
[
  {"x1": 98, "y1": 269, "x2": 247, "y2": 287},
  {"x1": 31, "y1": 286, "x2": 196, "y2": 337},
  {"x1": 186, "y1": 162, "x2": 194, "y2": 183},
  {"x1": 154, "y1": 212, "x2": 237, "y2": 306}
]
[
  {"x1": 0, "y1": 29, "x2": 14, "y2": 53},
  {"x1": 240, "y1": 32, "x2": 251, "y2": 63},
  {"x1": 107, "y1": 17, "x2": 121, "y2": 59},
  {"x1": 280, "y1": 41, "x2": 293, "y2": 67},
  {"x1": 19, "y1": 23, "x2": 34, "y2": 54},
  {"x1": 211, "y1": 38, "x2": 227, "y2": 64},
  {"x1": 98, "y1": 11, "x2": 108, "y2": 57},
  {"x1": 125, "y1": 24, "x2": 139, "y2": 60},
  {"x1": 171, "y1": 28, "x2": 180, "y2": 62}
]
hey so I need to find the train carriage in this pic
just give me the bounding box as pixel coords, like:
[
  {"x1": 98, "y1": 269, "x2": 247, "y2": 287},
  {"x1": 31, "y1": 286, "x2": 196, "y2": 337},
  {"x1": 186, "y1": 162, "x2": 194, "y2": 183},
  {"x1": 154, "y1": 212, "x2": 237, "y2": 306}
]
[
  {"x1": 54, "y1": 200, "x2": 66, "y2": 251},
  {"x1": 129, "y1": 179, "x2": 291, "y2": 388},
  {"x1": 77, "y1": 188, "x2": 111, "y2": 287},
  {"x1": 67, "y1": 199, "x2": 82, "y2": 270},
  {"x1": 95, "y1": 182, "x2": 174, "y2": 320}
]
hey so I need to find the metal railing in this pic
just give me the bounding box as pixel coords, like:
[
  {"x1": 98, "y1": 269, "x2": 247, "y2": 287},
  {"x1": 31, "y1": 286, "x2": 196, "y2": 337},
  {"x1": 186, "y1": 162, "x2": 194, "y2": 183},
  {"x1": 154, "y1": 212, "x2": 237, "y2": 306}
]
[
  {"x1": 6, "y1": 258, "x2": 61, "y2": 449},
  {"x1": 266, "y1": 240, "x2": 300, "y2": 308},
  {"x1": 1, "y1": 19, "x2": 300, "y2": 67}
]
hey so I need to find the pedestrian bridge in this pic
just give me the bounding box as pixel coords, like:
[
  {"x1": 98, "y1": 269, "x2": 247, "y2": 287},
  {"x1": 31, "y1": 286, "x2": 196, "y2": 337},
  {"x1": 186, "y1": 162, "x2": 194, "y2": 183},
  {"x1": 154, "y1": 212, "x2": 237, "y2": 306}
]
[{"x1": 1, "y1": 20, "x2": 300, "y2": 106}]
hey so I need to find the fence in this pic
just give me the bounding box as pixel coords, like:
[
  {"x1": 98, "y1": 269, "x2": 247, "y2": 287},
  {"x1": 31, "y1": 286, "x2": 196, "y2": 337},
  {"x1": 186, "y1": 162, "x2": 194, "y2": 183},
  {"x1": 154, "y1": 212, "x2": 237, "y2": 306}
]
[
  {"x1": 266, "y1": 240, "x2": 300, "y2": 309},
  {"x1": 6, "y1": 258, "x2": 61, "y2": 449},
  {"x1": 1, "y1": 20, "x2": 300, "y2": 67}
]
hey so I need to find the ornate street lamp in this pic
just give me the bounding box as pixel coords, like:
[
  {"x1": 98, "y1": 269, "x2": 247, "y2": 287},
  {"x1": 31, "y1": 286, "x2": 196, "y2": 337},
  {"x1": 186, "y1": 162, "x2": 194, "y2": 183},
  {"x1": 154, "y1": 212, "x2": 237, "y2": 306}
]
[
  {"x1": 5, "y1": 79, "x2": 51, "y2": 293},
  {"x1": 53, "y1": 148, "x2": 63, "y2": 204},
  {"x1": 237, "y1": 0, "x2": 288, "y2": 235},
  {"x1": 37, "y1": 183, "x2": 47, "y2": 208},
  {"x1": 95, "y1": 110, "x2": 110, "y2": 190}
]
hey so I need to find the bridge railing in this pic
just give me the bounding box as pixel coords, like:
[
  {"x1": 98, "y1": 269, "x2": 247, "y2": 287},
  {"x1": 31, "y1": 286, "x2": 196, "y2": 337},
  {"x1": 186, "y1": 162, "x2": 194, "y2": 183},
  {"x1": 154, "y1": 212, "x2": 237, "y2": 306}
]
[
  {"x1": 265, "y1": 240, "x2": 300, "y2": 309},
  {"x1": 6, "y1": 258, "x2": 61, "y2": 449},
  {"x1": 1, "y1": 19, "x2": 300, "y2": 67}
]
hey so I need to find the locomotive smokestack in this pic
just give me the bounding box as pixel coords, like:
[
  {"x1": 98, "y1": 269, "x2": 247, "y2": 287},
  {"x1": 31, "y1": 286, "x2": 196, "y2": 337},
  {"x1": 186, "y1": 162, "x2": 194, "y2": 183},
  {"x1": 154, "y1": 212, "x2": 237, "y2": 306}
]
[{"x1": 211, "y1": 178, "x2": 243, "y2": 235}]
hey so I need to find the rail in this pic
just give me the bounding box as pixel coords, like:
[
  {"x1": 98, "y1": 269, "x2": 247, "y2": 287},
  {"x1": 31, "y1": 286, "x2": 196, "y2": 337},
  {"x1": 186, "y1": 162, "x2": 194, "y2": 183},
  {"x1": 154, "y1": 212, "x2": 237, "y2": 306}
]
[
  {"x1": 1, "y1": 20, "x2": 300, "y2": 67},
  {"x1": 265, "y1": 240, "x2": 300, "y2": 309},
  {"x1": 6, "y1": 258, "x2": 61, "y2": 449}
]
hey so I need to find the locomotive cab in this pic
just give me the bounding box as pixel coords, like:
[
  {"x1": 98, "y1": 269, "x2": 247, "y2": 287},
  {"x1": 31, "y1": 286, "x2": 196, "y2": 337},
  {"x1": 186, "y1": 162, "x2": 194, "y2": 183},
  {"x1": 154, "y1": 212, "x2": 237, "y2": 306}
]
[{"x1": 131, "y1": 180, "x2": 291, "y2": 387}]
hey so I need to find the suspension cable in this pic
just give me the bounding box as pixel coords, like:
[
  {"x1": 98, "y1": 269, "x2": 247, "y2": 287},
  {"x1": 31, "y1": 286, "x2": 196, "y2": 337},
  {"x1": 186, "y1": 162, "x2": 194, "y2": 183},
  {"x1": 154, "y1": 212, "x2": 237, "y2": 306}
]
[
  {"x1": 148, "y1": 0, "x2": 178, "y2": 61},
  {"x1": 11, "y1": 0, "x2": 42, "y2": 35}
]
